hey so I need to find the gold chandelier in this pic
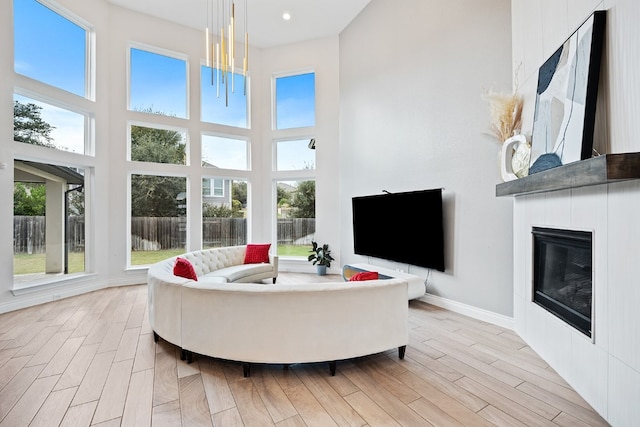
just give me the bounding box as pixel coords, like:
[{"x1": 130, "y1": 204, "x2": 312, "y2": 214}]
[{"x1": 205, "y1": 0, "x2": 248, "y2": 106}]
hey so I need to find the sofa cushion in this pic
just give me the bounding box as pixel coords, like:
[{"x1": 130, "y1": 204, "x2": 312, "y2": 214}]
[
  {"x1": 244, "y1": 243, "x2": 271, "y2": 264},
  {"x1": 203, "y1": 263, "x2": 274, "y2": 282},
  {"x1": 174, "y1": 257, "x2": 198, "y2": 280},
  {"x1": 188, "y1": 276, "x2": 228, "y2": 288}
]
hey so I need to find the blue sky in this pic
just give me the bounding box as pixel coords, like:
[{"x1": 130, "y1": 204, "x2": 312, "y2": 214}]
[{"x1": 14, "y1": 0, "x2": 316, "y2": 168}]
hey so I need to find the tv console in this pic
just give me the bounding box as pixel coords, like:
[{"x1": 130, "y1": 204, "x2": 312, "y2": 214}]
[{"x1": 342, "y1": 263, "x2": 425, "y2": 300}]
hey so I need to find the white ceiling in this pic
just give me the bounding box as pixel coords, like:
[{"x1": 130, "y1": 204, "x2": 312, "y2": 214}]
[{"x1": 106, "y1": 0, "x2": 372, "y2": 48}]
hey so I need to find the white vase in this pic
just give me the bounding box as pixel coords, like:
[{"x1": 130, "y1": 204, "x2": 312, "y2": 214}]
[{"x1": 500, "y1": 134, "x2": 530, "y2": 181}]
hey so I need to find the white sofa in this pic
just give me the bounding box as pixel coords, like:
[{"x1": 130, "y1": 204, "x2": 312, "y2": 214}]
[{"x1": 147, "y1": 249, "x2": 409, "y2": 376}]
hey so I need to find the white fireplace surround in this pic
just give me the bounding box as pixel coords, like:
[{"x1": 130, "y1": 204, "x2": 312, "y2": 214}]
[{"x1": 513, "y1": 180, "x2": 640, "y2": 423}]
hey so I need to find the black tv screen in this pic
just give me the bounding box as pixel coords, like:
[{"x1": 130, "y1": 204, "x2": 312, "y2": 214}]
[{"x1": 352, "y1": 188, "x2": 445, "y2": 271}]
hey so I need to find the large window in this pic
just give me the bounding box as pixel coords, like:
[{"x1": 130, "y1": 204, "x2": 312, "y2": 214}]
[
  {"x1": 201, "y1": 66, "x2": 249, "y2": 128},
  {"x1": 275, "y1": 72, "x2": 315, "y2": 129},
  {"x1": 129, "y1": 47, "x2": 188, "y2": 118},
  {"x1": 129, "y1": 124, "x2": 187, "y2": 165},
  {"x1": 202, "y1": 178, "x2": 247, "y2": 249},
  {"x1": 14, "y1": 0, "x2": 88, "y2": 98},
  {"x1": 13, "y1": 161, "x2": 86, "y2": 282},
  {"x1": 201, "y1": 134, "x2": 248, "y2": 170},
  {"x1": 130, "y1": 174, "x2": 187, "y2": 266}
]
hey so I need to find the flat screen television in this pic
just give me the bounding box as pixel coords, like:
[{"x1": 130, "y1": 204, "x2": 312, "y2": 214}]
[{"x1": 352, "y1": 188, "x2": 445, "y2": 271}]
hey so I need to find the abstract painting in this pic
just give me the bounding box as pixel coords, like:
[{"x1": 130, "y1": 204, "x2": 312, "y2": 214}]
[{"x1": 529, "y1": 11, "x2": 606, "y2": 174}]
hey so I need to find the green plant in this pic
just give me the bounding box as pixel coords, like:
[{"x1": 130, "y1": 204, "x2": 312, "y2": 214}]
[{"x1": 307, "y1": 241, "x2": 334, "y2": 267}]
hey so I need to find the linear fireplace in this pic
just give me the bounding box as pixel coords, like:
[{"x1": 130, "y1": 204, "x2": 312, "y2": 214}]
[{"x1": 532, "y1": 227, "x2": 593, "y2": 338}]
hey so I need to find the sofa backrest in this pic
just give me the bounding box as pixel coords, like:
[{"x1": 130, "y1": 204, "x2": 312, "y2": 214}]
[{"x1": 181, "y1": 245, "x2": 246, "y2": 276}]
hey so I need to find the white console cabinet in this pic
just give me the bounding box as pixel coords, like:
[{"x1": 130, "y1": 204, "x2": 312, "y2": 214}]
[{"x1": 342, "y1": 263, "x2": 425, "y2": 300}]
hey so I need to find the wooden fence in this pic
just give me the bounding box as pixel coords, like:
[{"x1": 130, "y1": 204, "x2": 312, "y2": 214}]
[
  {"x1": 13, "y1": 216, "x2": 315, "y2": 253},
  {"x1": 13, "y1": 216, "x2": 85, "y2": 254}
]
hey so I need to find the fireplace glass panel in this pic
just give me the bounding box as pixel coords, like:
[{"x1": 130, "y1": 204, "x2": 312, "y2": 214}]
[{"x1": 532, "y1": 227, "x2": 592, "y2": 337}]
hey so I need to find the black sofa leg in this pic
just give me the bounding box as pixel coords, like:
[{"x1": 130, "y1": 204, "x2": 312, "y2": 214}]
[
  {"x1": 329, "y1": 361, "x2": 336, "y2": 376},
  {"x1": 243, "y1": 362, "x2": 251, "y2": 378},
  {"x1": 399, "y1": 345, "x2": 406, "y2": 360},
  {"x1": 180, "y1": 349, "x2": 186, "y2": 361},
  {"x1": 153, "y1": 331, "x2": 159, "y2": 343},
  {"x1": 186, "y1": 351, "x2": 193, "y2": 364},
  {"x1": 273, "y1": 277, "x2": 277, "y2": 284}
]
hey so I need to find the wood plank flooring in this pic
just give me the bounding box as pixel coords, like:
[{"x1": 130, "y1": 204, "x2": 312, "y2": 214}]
[{"x1": 0, "y1": 272, "x2": 609, "y2": 426}]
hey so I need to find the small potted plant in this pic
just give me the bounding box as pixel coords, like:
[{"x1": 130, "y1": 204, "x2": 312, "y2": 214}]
[{"x1": 308, "y1": 241, "x2": 334, "y2": 275}]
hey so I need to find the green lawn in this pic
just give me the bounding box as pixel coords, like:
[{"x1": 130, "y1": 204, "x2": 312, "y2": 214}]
[
  {"x1": 14, "y1": 245, "x2": 312, "y2": 275},
  {"x1": 130, "y1": 248, "x2": 186, "y2": 266},
  {"x1": 277, "y1": 244, "x2": 312, "y2": 257},
  {"x1": 13, "y1": 252, "x2": 85, "y2": 275}
]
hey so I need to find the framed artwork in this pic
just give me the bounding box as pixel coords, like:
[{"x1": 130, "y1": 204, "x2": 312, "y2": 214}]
[{"x1": 529, "y1": 11, "x2": 606, "y2": 174}]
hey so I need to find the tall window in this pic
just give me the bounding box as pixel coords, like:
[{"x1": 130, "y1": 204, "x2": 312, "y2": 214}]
[
  {"x1": 14, "y1": 0, "x2": 87, "y2": 98},
  {"x1": 201, "y1": 66, "x2": 249, "y2": 128},
  {"x1": 13, "y1": 161, "x2": 86, "y2": 282},
  {"x1": 275, "y1": 72, "x2": 315, "y2": 129},
  {"x1": 202, "y1": 178, "x2": 247, "y2": 249},
  {"x1": 129, "y1": 47, "x2": 188, "y2": 118},
  {"x1": 13, "y1": 1, "x2": 93, "y2": 287},
  {"x1": 273, "y1": 72, "x2": 316, "y2": 257},
  {"x1": 201, "y1": 134, "x2": 248, "y2": 170},
  {"x1": 130, "y1": 174, "x2": 187, "y2": 266}
]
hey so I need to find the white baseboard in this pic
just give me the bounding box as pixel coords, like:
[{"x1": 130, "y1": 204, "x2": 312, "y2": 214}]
[
  {"x1": 417, "y1": 293, "x2": 514, "y2": 330},
  {"x1": 0, "y1": 280, "x2": 106, "y2": 314}
]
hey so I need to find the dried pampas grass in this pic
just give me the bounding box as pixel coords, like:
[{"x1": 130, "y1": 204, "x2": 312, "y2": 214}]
[{"x1": 482, "y1": 90, "x2": 523, "y2": 143}]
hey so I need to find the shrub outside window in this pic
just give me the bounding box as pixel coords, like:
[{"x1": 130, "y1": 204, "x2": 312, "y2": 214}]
[{"x1": 130, "y1": 124, "x2": 187, "y2": 165}]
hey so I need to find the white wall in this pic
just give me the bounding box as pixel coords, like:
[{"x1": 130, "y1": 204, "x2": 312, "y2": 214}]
[
  {"x1": 339, "y1": 0, "x2": 515, "y2": 317},
  {"x1": 511, "y1": 0, "x2": 640, "y2": 424}
]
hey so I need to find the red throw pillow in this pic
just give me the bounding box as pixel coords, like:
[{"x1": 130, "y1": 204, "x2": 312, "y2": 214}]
[
  {"x1": 244, "y1": 243, "x2": 271, "y2": 264},
  {"x1": 349, "y1": 271, "x2": 379, "y2": 281},
  {"x1": 174, "y1": 257, "x2": 198, "y2": 281}
]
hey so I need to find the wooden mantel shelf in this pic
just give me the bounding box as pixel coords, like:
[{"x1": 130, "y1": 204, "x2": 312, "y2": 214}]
[{"x1": 496, "y1": 152, "x2": 640, "y2": 197}]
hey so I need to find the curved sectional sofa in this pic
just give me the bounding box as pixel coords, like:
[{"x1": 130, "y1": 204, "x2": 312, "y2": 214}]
[{"x1": 147, "y1": 246, "x2": 409, "y2": 376}]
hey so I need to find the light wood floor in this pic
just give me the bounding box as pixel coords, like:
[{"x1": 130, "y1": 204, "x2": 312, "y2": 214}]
[{"x1": 0, "y1": 272, "x2": 609, "y2": 426}]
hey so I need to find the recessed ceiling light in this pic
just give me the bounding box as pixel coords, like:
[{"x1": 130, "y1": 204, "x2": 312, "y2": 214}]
[{"x1": 282, "y1": 12, "x2": 291, "y2": 21}]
